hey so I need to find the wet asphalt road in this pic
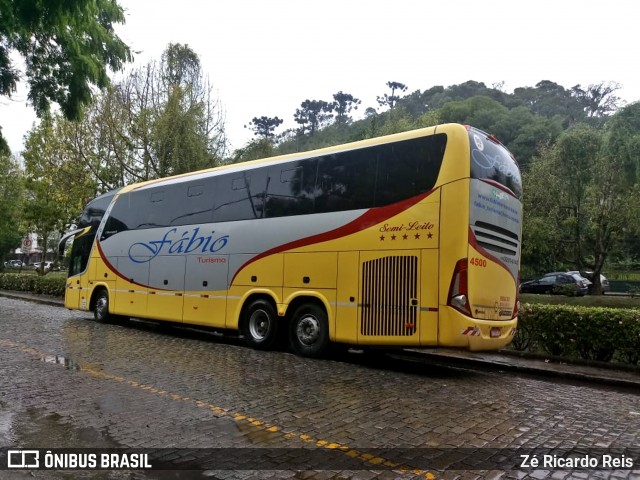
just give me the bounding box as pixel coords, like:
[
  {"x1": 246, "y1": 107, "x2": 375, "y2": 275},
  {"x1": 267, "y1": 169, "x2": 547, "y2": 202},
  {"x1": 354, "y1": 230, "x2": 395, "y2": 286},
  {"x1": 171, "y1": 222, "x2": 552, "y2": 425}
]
[{"x1": 0, "y1": 296, "x2": 639, "y2": 480}]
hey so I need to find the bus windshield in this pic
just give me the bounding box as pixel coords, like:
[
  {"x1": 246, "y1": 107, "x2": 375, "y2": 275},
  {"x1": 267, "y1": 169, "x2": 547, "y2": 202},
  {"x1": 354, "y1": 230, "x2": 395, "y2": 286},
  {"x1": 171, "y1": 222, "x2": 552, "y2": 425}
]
[{"x1": 468, "y1": 127, "x2": 522, "y2": 199}]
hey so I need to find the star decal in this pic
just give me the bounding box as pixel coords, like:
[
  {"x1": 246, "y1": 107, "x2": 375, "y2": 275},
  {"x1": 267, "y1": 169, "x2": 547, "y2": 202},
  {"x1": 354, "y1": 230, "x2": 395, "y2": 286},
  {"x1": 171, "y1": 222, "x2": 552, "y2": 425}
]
[
  {"x1": 402, "y1": 234, "x2": 408, "y2": 240},
  {"x1": 391, "y1": 234, "x2": 396, "y2": 240},
  {"x1": 427, "y1": 232, "x2": 433, "y2": 239},
  {"x1": 380, "y1": 235, "x2": 385, "y2": 241},
  {"x1": 414, "y1": 233, "x2": 420, "y2": 239}
]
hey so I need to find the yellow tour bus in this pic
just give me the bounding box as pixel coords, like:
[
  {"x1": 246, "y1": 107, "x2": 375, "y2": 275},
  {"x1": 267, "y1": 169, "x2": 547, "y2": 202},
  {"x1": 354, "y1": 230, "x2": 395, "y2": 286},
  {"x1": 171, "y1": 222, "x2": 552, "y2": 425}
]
[{"x1": 59, "y1": 123, "x2": 522, "y2": 357}]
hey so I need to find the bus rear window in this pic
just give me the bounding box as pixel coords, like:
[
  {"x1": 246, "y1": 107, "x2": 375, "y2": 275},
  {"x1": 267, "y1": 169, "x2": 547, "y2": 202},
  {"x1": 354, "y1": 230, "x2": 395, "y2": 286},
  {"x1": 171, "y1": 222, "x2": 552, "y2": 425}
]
[{"x1": 469, "y1": 128, "x2": 522, "y2": 199}]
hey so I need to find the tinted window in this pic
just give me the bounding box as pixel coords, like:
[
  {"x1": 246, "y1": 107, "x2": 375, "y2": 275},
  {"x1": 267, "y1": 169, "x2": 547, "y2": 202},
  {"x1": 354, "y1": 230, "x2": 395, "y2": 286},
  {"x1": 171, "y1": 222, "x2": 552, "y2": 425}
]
[
  {"x1": 170, "y1": 178, "x2": 216, "y2": 226},
  {"x1": 213, "y1": 168, "x2": 269, "y2": 222},
  {"x1": 69, "y1": 232, "x2": 95, "y2": 276},
  {"x1": 264, "y1": 160, "x2": 317, "y2": 217},
  {"x1": 77, "y1": 190, "x2": 119, "y2": 228},
  {"x1": 375, "y1": 135, "x2": 446, "y2": 206},
  {"x1": 102, "y1": 134, "x2": 448, "y2": 228},
  {"x1": 469, "y1": 128, "x2": 522, "y2": 199},
  {"x1": 315, "y1": 149, "x2": 376, "y2": 214}
]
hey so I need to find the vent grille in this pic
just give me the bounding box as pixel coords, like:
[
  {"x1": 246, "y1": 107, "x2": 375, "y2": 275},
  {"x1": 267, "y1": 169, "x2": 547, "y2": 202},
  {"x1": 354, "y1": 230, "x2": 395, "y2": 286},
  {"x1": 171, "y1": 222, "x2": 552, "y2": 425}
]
[
  {"x1": 361, "y1": 256, "x2": 418, "y2": 336},
  {"x1": 473, "y1": 221, "x2": 519, "y2": 256}
]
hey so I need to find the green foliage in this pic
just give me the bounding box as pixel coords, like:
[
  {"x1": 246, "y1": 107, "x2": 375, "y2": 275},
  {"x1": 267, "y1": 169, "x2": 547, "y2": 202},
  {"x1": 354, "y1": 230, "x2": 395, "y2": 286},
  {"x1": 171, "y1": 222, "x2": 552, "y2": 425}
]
[
  {"x1": 36, "y1": 43, "x2": 226, "y2": 192},
  {"x1": 520, "y1": 293, "x2": 640, "y2": 308},
  {"x1": 332, "y1": 91, "x2": 361, "y2": 125},
  {"x1": 231, "y1": 139, "x2": 277, "y2": 163},
  {"x1": 0, "y1": 153, "x2": 25, "y2": 264},
  {"x1": 514, "y1": 304, "x2": 640, "y2": 365},
  {"x1": 521, "y1": 116, "x2": 639, "y2": 291},
  {"x1": 376, "y1": 81, "x2": 407, "y2": 110},
  {"x1": 21, "y1": 114, "x2": 96, "y2": 265},
  {"x1": 248, "y1": 116, "x2": 283, "y2": 139},
  {"x1": 0, "y1": 272, "x2": 66, "y2": 296},
  {"x1": 294, "y1": 100, "x2": 334, "y2": 135},
  {"x1": 0, "y1": 0, "x2": 131, "y2": 148},
  {"x1": 552, "y1": 284, "x2": 579, "y2": 297}
]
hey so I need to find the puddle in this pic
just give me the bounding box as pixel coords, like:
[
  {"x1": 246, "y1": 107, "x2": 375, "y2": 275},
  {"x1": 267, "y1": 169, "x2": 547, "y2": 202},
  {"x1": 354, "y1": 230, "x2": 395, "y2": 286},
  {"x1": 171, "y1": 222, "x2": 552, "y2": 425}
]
[{"x1": 9, "y1": 407, "x2": 120, "y2": 450}]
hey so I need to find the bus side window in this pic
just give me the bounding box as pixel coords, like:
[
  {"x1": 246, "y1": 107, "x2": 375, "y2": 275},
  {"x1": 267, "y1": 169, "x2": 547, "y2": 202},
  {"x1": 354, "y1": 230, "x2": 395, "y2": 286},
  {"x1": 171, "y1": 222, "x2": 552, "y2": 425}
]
[
  {"x1": 170, "y1": 179, "x2": 216, "y2": 226},
  {"x1": 315, "y1": 150, "x2": 375, "y2": 213},
  {"x1": 103, "y1": 192, "x2": 136, "y2": 238},
  {"x1": 375, "y1": 135, "x2": 446, "y2": 207},
  {"x1": 264, "y1": 160, "x2": 317, "y2": 217},
  {"x1": 213, "y1": 168, "x2": 269, "y2": 222}
]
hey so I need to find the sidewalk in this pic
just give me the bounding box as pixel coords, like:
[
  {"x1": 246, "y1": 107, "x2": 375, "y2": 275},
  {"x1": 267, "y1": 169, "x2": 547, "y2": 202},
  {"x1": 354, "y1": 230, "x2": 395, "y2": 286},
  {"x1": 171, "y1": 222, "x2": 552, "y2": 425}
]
[{"x1": 2, "y1": 289, "x2": 639, "y2": 389}]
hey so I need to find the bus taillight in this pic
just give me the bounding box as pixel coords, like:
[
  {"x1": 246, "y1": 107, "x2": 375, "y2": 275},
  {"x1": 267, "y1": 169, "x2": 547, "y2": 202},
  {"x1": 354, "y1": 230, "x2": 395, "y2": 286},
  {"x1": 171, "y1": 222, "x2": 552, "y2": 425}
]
[{"x1": 448, "y1": 258, "x2": 471, "y2": 316}]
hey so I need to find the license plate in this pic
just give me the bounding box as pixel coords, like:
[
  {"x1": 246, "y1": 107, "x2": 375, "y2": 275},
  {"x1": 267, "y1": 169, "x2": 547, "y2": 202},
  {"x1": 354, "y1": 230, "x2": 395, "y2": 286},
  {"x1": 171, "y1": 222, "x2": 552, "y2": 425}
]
[{"x1": 490, "y1": 327, "x2": 501, "y2": 338}]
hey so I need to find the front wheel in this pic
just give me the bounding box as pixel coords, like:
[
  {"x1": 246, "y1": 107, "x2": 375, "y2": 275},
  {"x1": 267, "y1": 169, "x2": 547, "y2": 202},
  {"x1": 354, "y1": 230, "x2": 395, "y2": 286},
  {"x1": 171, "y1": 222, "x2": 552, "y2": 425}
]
[
  {"x1": 94, "y1": 289, "x2": 115, "y2": 323},
  {"x1": 241, "y1": 299, "x2": 279, "y2": 350},
  {"x1": 289, "y1": 303, "x2": 329, "y2": 358}
]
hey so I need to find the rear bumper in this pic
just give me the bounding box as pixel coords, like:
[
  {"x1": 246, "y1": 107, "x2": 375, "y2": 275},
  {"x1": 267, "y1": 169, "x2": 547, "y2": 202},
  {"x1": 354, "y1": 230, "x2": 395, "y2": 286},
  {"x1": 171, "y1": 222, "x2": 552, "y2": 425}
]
[{"x1": 438, "y1": 306, "x2": 517, "y2": 351}]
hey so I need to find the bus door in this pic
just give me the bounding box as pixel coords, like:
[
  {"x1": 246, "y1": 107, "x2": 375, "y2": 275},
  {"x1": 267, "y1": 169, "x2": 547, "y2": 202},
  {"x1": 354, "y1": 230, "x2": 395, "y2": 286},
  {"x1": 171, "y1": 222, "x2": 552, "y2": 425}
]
[
  {"x1": 65, "y1": 275, "x2": 82, "y2": 310},
  {"x1": 357, "y1": 251, "x2": 421, "y2": 346}
]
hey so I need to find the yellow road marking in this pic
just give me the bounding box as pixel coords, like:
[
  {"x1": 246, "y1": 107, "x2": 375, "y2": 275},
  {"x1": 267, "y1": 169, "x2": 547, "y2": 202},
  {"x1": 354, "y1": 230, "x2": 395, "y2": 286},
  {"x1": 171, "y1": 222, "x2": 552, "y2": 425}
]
[{"x1": 0, "y1": 338, "x2": 436, "y2": 478}]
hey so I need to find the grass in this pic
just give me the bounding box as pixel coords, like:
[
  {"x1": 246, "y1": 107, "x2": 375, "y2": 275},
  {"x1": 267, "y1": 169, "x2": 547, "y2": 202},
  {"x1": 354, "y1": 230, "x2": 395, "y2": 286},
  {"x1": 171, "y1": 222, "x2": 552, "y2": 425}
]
[{"x1": 520, "y1": 293, "x2": 640, "y2": 309}]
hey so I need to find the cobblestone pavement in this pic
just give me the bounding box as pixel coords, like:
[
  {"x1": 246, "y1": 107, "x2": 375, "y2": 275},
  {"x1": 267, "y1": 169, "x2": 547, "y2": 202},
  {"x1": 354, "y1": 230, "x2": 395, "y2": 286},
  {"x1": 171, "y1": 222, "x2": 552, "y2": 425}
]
[{"x1": 0, "y1": 296, "x2": 639, "y2": 480}]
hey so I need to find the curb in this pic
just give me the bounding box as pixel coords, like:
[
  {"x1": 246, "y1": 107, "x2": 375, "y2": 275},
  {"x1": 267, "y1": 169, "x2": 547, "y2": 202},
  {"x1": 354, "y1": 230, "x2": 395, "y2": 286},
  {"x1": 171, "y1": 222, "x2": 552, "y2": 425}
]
[
  {"x1": 0, "y1": 290, "x2": 65, "y2": 308},
  {"x1": 399, "y1": 349, "x2": 640, "y2": 389}
]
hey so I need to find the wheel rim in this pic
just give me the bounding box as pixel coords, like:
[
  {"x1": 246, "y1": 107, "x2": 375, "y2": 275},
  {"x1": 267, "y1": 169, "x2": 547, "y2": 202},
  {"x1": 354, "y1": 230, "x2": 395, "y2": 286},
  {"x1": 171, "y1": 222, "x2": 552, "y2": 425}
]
[
  {"x1": 248, "y1": 309, "x2": 271, "y2": 341},
  {"x1": 296, "y1": 314, "x2": 320, "y2": 346},
  {"x1": 95, "y1": 296, "x2": 107, "y2": 319}
]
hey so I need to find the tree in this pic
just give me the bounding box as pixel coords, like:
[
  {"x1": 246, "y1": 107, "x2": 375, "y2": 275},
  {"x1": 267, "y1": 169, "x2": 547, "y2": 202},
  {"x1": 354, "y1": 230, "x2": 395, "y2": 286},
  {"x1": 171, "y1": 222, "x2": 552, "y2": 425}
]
[
  {"x1": 571, "y1": 82, "x2": 622, "y2": 118},
  {"x1": 512, "y1": 80, "x2": 586, "y2": 127},
  {"x1": 0, "y1": 0, "x2": 132, "y2": 146},
  {"x1": 332, "y1": 91, "x2": 360, "y2": 125},
  {"x1": 0, "y1": 152, "x2": 24, "y2": 267},
  {"x1": 231, "y1": 138, "x2": 277, "y2": 163},
  {"x1": 294, "y1": 100, "x2": 333, "y2": 135},
  {"x1": 60, "y1": 43, "x2": 226, "y2": 190},
  {"x1": 377, "y1": 81, "x2": 407, "y2": 110},
  {"x1": 522, "y1": 115, "x2": 640, "y2": 293},
  {"x1": 247, "y1": 116, "x2": 283, "y2": 139},
  {"x1": 21, "y1": 114, "x2": 97, "y2": 273}
]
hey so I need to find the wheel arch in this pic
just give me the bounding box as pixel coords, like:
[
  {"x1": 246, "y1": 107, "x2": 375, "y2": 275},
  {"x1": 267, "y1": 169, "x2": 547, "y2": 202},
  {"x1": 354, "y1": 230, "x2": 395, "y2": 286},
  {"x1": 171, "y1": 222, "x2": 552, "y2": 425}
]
[
  {"x1": 89, "y1": 283, "x2": 111, "y2": 312},
  {"x1": 238, "y1": 291, "x2": 280, "y2": 332},
  {"x1": 283, "y1": 293, "x2": 333, "y2": 340}
]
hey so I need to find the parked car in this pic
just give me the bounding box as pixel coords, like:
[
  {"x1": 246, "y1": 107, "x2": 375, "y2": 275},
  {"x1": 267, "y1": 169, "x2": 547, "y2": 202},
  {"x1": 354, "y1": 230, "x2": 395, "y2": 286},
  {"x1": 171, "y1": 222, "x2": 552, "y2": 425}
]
[
  {"x1": 520, "y1": 273, "x2": 588, "y2": 296},
  {"x1": 32, "y1": 261, "x2": 53, "y2": 271},
  {"x1": 562, "y1": 271, "x2": 593, "y2": 289},
  {"x1": 576, "y1": 270, "x2": 610, "y2": 293}
]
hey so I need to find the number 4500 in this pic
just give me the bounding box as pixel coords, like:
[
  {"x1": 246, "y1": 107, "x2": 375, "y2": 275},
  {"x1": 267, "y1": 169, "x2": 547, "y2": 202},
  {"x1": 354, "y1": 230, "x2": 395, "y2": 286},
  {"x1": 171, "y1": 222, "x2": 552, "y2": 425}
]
[{"x1": 470, "y1": 257, "x2": 487, "y2": 267}]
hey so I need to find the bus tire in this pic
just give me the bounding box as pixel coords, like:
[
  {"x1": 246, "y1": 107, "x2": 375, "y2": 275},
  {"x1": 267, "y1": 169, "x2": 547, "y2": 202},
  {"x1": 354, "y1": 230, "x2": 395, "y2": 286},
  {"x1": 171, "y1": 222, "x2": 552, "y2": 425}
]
[
  {"x1": 94, "y1": 289, "x2": 114, "y2": 323},
  {"x1": 242, "y1": 299, "x2": 279, "y2": 350},
  {"x1": 289, "y1": 303, "x2": 329, "y2": 358}
]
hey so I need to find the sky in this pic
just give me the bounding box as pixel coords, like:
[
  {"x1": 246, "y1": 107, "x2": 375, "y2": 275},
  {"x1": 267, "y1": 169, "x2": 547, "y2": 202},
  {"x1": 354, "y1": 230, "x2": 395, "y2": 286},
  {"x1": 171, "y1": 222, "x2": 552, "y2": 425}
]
[{"x1": 1, "y1": 0, "x2": 639, "y2": 155}]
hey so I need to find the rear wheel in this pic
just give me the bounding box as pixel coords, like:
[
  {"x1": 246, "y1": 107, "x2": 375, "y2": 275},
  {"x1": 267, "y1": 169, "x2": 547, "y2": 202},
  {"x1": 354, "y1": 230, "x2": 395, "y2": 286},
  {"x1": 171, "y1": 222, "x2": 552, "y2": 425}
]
[
  {"x1": 242, "y1": 299, "x2": 279, "y2": 350},
  {"x1": 289, "y1": 303, "x2": 329, "y2": 358}
]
